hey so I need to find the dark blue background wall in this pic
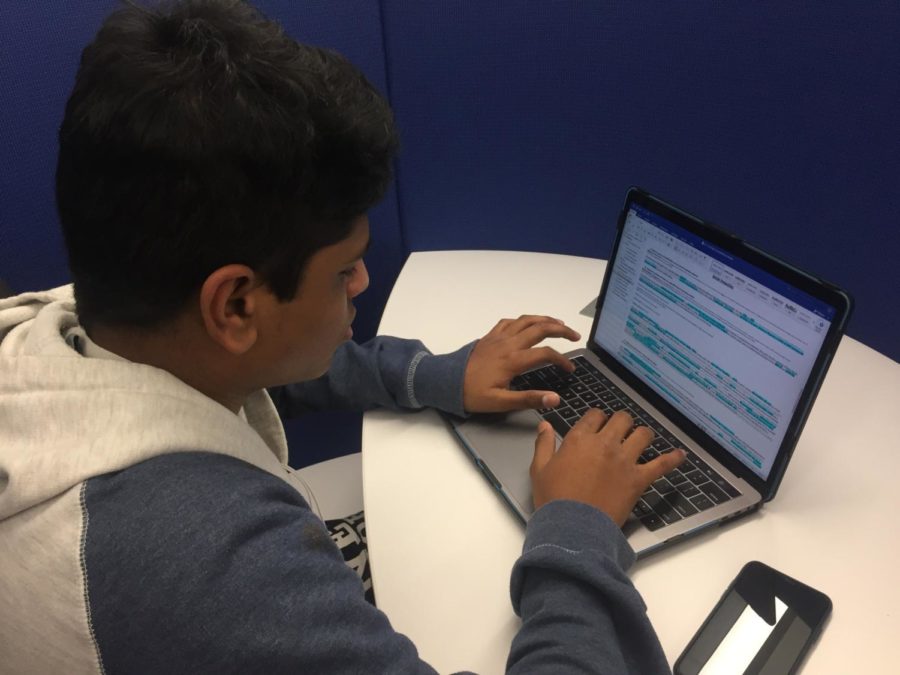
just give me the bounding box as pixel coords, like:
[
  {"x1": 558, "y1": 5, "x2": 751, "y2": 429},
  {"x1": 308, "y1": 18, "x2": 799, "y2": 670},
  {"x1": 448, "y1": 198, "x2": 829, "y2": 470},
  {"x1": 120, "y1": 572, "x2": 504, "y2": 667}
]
[
  {"x1": 2, "y1": 2, "x2": 898, "y2": 467},
  {"x1": 381, "y1": 0, "x2": 900, "y2": 361}
]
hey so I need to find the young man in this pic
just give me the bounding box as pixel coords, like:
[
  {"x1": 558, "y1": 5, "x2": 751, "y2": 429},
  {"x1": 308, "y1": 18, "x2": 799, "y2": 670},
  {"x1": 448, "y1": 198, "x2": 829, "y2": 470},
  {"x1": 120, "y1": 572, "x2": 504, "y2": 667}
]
[{"x1": 0, "y1": 1, "x2": 684, "y2": 672}]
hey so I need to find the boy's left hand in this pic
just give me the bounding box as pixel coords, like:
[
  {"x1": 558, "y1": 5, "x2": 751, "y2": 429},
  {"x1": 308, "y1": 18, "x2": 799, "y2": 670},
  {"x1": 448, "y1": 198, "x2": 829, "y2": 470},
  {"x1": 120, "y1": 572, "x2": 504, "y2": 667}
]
[{"x1": 463, "y1": 315, "x2": 580, "y2": 413}]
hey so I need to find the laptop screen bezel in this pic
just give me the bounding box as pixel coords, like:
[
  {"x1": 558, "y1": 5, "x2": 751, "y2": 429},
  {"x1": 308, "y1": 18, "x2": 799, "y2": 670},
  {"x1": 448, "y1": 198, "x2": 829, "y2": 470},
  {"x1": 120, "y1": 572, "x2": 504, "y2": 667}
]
[{"x1": 587, "y1": 187, "x2": 853, "y2": 500}]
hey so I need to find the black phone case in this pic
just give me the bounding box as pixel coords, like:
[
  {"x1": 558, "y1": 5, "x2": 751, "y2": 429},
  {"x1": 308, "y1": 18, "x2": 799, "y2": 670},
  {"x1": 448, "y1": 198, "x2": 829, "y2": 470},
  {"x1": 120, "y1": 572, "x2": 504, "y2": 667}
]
[{"x1": 673, "y1": 561, "x2": 832, "y2": 675}]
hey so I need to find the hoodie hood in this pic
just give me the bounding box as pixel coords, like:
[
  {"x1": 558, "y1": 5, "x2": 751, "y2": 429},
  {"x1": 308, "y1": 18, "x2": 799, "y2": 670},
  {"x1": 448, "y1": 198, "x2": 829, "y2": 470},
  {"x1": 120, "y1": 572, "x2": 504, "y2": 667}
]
[{"x1": 0, "y1": 285, "x2": 293, "y2": 521}]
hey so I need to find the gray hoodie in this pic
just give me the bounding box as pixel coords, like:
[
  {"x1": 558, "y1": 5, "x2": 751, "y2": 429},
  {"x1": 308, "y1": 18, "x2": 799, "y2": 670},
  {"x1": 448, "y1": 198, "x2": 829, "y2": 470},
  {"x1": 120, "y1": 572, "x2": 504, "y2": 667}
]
[{"x1": 0, "y1": 286, "x2": 670, "y2": 674}]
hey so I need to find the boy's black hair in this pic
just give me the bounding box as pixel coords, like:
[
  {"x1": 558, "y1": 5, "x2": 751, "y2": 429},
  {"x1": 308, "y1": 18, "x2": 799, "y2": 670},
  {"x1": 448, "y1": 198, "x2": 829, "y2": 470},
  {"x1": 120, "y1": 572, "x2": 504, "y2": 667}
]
[{"x1": 57, "y1": 0, "x2": 398, "y2": 330}]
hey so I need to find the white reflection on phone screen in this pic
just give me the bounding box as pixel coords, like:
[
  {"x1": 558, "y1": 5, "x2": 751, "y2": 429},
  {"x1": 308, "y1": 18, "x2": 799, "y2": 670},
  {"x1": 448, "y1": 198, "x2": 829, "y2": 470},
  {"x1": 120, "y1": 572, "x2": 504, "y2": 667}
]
[{"x1": 699, "y1": 597, "x2": 788, "y2": 675}]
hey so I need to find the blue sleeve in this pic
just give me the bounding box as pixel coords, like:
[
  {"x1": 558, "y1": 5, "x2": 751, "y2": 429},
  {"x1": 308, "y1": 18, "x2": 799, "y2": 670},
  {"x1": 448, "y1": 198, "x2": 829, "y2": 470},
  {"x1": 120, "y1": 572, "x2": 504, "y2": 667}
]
[
  {"x1": 509, "y1": 501, "x2": 672, "y2": 674},
  {"x1": 83, "y1": 454, "x2": 669, "y2": 674},
  {"x1": 83, "y1": 453, "x2": 444, "y2": 675},
  {"x1": 268, "y1": 336, "x2": 477, "y2": 418}
]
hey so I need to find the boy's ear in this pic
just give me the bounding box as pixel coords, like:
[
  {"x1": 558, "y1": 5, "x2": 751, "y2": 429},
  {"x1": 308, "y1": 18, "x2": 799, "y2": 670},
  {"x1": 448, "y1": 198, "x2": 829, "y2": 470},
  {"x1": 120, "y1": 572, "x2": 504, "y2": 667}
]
[{"x1": 198, "y1": 265, "x2": 262, "y2": 355}]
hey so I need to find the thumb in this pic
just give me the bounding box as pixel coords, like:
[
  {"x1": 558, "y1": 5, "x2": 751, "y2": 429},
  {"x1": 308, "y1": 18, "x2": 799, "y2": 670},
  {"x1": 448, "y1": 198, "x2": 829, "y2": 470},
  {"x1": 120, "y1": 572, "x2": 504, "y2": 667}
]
[
  {"x1": 486, "y1": 389, "x2": 561, "y2": 412},
  {"x1": 515, "y1": 389, "x2": 561, "y2": 411},
  {"x1": 530, "y1": 421, "x2": 556, "y2": 479},
  {"x1": 642, "y1": 448, "x2": 687, "y2": 484}
]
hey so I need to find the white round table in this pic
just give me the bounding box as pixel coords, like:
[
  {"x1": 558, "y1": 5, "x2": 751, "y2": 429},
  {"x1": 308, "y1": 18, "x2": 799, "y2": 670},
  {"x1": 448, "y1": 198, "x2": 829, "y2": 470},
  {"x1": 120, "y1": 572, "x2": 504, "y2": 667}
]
[{"x1": 363, "y1": 250, "x2": 900, "y2": 674}]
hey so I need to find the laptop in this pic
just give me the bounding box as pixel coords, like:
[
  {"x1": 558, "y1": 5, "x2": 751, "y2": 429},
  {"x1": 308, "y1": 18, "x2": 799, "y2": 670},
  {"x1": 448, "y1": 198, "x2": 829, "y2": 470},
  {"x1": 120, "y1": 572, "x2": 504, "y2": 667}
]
[{"x1": 449, "y1": 187, "x2": 853, "y2": 557}]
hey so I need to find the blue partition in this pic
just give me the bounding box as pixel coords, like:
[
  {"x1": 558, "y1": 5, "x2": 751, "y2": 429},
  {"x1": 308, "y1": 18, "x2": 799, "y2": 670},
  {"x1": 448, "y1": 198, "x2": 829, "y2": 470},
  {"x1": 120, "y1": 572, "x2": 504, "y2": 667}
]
[
  {"x1": 382, "y1": 1, "x2": 900, "y2": 362},
  {"x1": 2, "y1": 1, "x2": 898, "y2": 471},
  {"x1": 0, "y1": 1, "x2": 117, "y2": 294}
]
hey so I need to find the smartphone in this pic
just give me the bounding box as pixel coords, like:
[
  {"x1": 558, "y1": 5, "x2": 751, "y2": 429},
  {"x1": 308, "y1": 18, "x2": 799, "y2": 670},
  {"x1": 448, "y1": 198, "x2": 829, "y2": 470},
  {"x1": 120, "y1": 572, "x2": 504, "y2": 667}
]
[{"x1": 674, "y1": 561, "x2": 832, "y2": 675}]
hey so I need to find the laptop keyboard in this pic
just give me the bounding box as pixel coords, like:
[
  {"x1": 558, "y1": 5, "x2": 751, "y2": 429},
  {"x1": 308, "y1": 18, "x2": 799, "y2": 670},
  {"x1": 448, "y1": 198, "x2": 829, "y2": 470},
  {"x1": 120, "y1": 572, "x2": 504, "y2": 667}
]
[{"x1": 510, "y1": 355, "x2": 741, "y2": 531}]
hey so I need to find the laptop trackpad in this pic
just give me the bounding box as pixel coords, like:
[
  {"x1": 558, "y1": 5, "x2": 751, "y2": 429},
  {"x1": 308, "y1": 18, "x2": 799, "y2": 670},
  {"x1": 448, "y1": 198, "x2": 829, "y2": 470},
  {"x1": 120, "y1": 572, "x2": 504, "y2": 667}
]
[{"x1": 452, "y1": 410, "x2": 540, "y2": 519}]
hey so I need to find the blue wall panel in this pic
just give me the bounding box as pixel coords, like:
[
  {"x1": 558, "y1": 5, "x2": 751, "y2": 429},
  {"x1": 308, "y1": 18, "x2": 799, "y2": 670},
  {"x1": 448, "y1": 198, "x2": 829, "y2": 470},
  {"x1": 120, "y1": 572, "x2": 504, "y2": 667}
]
[
  {"x1": 0, "y1": 1, "x2": 118, "y2": 294},
  {"x1": 382, "y1": 1, "x2": 900, "y2": 361},
  {"x1": 2, "y1": 1, "x2": 898, "y2": 472}
]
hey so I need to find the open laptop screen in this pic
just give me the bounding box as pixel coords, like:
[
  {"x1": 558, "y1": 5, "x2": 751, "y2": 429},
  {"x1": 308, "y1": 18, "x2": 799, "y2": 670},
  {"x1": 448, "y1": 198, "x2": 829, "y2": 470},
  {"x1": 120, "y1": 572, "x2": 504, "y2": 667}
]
[{"x1": 593, "y1": 204, "x2": 836, "y2": 480}]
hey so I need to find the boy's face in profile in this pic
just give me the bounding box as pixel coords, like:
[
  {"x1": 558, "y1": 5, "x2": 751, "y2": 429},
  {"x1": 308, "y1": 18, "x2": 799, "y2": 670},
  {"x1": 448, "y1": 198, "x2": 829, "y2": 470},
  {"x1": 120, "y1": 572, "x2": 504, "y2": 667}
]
[{"x1": 251, "y1": 215, "x2": 371, "y2": 386}]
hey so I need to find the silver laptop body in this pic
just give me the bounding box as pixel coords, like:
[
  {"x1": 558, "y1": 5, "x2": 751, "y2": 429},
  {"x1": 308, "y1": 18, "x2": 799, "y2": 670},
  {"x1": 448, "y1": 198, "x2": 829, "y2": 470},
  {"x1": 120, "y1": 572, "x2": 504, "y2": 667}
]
[{"x1": 449, "y1": 188, "x2": 852, "y2": 558}]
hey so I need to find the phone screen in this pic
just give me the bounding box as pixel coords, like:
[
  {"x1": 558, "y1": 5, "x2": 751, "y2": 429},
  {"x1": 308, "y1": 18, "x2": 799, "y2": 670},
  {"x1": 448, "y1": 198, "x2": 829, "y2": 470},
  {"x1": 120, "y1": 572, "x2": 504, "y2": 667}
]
[{"x1": 674, "y1": 561, "x2": 832, "y2": 675}]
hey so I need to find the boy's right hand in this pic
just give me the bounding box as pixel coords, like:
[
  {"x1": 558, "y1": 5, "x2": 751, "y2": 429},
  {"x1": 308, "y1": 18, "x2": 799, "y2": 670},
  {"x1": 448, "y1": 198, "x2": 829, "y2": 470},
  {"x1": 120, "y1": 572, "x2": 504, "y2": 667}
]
[{"x1": 530, "y1": 409, "x2": 686, "y2": 526}]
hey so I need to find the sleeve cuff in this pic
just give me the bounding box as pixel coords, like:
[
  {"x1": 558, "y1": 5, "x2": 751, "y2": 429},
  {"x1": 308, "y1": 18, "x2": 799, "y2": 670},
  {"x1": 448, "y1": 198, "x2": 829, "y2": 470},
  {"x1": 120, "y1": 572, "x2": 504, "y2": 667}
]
[
  {"x1": 523, "y1": 500, "x2": 636, "y2": 573},
  {"x1": 406, "y1": 340, "x2": 477, "y2": 416}
]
